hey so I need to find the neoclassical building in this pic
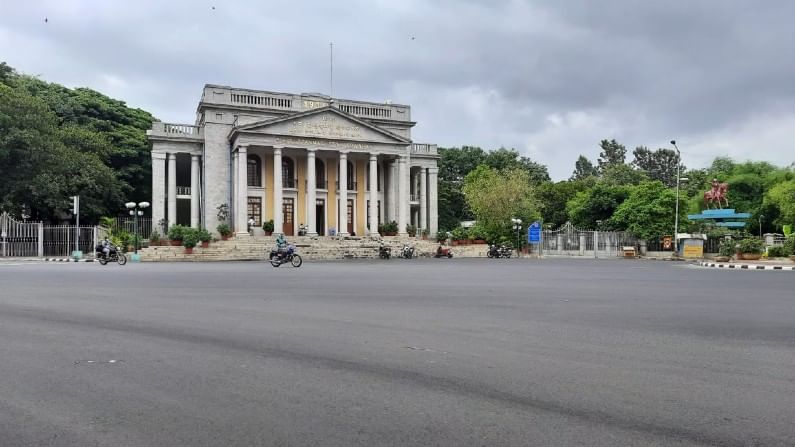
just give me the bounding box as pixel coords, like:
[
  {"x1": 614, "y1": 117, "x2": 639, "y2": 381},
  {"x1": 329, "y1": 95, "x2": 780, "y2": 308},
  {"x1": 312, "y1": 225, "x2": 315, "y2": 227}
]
[{"x1": 147, "y1": 85, "x2": 439, "y2": 238}]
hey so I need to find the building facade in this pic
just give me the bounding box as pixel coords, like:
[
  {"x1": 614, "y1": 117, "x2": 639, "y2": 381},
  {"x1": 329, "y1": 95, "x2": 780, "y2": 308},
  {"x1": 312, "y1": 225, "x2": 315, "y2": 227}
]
[{"x1": 147, "y1": 85, "x2": 439, "y2": 238}]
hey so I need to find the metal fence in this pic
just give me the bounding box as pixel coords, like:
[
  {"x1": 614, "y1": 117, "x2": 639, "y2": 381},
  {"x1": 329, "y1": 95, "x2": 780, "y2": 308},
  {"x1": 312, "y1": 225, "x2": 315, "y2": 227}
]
[
  {"x1": 541, "y1": 222, "x2": 639, "y2": 258},
  {"x1": 1, "y1": 212, "x2": 102, "y2": 258},
  {"x1": 109, "y1": 217, "x2": 153, "y2": 239}
]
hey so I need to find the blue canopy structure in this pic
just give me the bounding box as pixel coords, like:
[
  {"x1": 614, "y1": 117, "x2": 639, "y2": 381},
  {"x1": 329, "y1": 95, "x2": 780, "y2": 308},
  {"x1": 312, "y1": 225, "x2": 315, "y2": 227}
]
[{"x1": 687, "y1": 209, "x2": 750, "y2": 228}]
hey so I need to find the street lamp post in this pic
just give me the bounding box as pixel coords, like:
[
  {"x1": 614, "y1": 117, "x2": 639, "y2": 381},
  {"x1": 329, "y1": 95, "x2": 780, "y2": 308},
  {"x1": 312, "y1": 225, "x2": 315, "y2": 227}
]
[
  {"x1": 125, "y1": 201, "x2": 150, "y2": 254},
  {"x1": 511, "y1": 218, "x2": 522, "y2": 257},
  {"x1": 759, "y1": 214, "x2": 764, "y2": 238},
  {"x1": 670, "y1": 140, "x2": 682, "y2": 255}
]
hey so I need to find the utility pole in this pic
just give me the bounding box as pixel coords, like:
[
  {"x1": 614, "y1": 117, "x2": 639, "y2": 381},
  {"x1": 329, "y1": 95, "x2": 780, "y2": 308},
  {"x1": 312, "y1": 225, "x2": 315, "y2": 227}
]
[{"x1": 71, "y1": 195, "x2": 80, "y2": 254}]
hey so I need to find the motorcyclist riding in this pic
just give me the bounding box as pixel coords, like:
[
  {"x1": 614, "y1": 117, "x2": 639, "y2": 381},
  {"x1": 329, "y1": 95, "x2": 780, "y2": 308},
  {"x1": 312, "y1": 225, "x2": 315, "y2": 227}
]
[
  {"x1": 101, "y1": 237, "x2": 111, "y2": 260},
  {"x1": 275, "y1": 233, "x2": 288, "y2": 259}
]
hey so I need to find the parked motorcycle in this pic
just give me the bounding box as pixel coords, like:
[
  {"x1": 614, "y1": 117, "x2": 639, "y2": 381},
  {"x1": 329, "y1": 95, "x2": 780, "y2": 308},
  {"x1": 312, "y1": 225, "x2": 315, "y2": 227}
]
[
  {"x1": 487, "y1": 244, "x2": 512, "y2": 259},
  {"x1": 378, "y1": 243, "x2": 392, "y2": 259},
  {"x1": 268, "y1": 244, "x2": 303, "y2": 267},
  {"x1": 95, "y1": 245, "x2": 127, "y2": 266},
  {"x1": 401, "y1": 244, "x2": 415, "y2": 259},
  {"x1": 434, "y1": 245, "x2": 453, "y2": 258}
]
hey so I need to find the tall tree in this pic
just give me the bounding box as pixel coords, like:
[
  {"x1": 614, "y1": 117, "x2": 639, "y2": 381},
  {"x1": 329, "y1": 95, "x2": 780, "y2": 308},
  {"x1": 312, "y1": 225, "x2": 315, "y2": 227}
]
[
  {"x1": 566, "y1": 183, "x2": 630, "y2": 229},
  {"x1": 462, "y1": 165, "x2": 539, "y2": 240},
  {"x1": 483, "y1": 147, "x2": 550, "y2": 185},
  {"x1": 609, "y1": 181, "x2": 685, "y2": 240},
  {"x1": 631, "y1": 146, "x2": 683, "y2": 187},
  {"x1": 600, "y1": 164, "x2": 648, "y2": 186},
  {"x1": 597, "y1": 139, "x2": 626, "y2": 172},
  {"x1": 538, "y1": 179, "x2": 595, "y2": 228},
  {"x1": 571, "y1": 155, "x2": 598, "y2": 180}
]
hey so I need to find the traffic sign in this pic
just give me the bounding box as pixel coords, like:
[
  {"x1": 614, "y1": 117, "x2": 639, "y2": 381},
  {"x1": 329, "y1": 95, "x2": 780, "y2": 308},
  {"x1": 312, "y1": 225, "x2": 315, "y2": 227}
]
[{"x1": 528, "y1": 221, "x2": 541, "y2": 243}]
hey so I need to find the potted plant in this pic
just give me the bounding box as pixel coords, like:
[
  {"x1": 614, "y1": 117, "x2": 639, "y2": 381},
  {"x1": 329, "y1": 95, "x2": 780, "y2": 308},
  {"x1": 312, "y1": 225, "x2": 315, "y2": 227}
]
[
  {"x1": 715, "y1": 239, "x2": 734, "y2": 262},
  {"x1": 406, "y1": 224, "x2": 417, "y2": 237},
  {"x1": 149, "y1": 230, "x2": 161, "y2": 247},
  {"x1": 197, "y1": 229, "x2": 212, "y2": 248},
  {"x1": 737, "y1": 238, "x2": 764, "y2": 261},
  {"x1": 167, "y1": 225, "x2": 187, "y2": 246},
  {"x1": 262, "y1": 220, "x2": 274, "y2": 236},
  {"x1": 216, "y1": 223, "x2": 233, "y2": 240},
  {"x1": 421, "y1": 228, "x2": 430, "y2": 240},
  {"x1": 378, "y1": 221, "x2": 398, "y2": 236},
  {"x1": 182, "y1": 229, "x2": 199, "y2": 254}
]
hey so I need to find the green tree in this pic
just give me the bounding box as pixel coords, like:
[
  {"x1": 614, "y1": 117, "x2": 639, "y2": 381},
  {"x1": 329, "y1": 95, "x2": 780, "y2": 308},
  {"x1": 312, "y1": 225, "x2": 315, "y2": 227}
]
[
  {"x1": 764, "y1": 181, "x2": 795, "y2": 227},
  {"x1": 609, "y1": 181, "x2": 685, "y2": 240},
  {"x1": 631, "y1": 146, "x2": 683, "y2": 187},
  {"x1": 537, "y1": 179, "x2": 595, "y2": 228},
  {"x1": 600, "y1": 163, "x2": 649, "y2": 186},
  {"x1": 483, "y1": 147, "x2": 550, "y2": 185},
  {"x1": 597, "y1": 139, "x2": 626, "y2": 172},
  {"x1": 566, "y1": 183, "x2": 630, "y2": 229},
  {"x1": 571, "y1": 155, "x2": 598, "y2": 181},
  {"x1": 462, "y1": 165, "x2": 539, "y2": 241}
]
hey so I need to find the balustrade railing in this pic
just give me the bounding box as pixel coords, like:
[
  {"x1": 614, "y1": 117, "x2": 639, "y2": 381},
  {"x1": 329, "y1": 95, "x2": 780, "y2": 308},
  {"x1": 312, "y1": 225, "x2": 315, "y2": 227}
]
[
  {"x1": 411, "y1": 143, "x2": 438, "y2": 155},
  {"x1": 149, "y1": 122, "x2": 203, "y2": 139},
  {"x1": 176, "y1": 186, "x2": 191, "y2": 196}
]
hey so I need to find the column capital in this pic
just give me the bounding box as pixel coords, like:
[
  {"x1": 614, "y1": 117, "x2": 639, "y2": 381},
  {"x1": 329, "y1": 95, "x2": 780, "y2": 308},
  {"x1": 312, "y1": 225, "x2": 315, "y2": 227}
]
[
  {"x1": 339, "y1": 150, "x2": 349, "y2": 158},
  {"x1": 191, "y1": 153, "x2": 200, "y2": 161},
  {"x1": 399, "y1": 154, "x2": 408, "y2": 163},
  {"x1": 369, "y1": 153, "x2": 379, "y2": 161},
  {"x1": 237, "y1": 144, "x2": 248, "y2": 154},
  {"x1": 428, "y1": 166, "x2": 439, "y2": 174},
  {"x1": 273, "y1": 146, "x2": 282, "y2": 155},
  {"x1": 306, "y1": 148, "x2": 317, "y2": 154},
  {"x1": 152, "y1": 152, "x2": 167, "y2": 160}
]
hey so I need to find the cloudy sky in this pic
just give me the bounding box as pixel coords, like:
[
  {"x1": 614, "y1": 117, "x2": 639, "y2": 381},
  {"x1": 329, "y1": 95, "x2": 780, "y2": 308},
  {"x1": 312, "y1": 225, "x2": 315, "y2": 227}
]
[{"x1": 2, "y1": 0, "x2": 794, "y2": 179}]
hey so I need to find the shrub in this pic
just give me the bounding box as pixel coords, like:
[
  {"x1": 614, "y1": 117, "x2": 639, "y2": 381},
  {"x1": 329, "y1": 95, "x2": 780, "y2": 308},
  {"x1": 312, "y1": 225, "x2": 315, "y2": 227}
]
[
  {"x1": 406, "y1": 224, "x2": 417, "y2": 236},
  {"x1": 783, "y1": 235, "x2": 795, "y2": 256},
  {"x1": 182, "y1": 230, "x2": 199, "y2": 249},
  {"x1": 718, "y1": 239, "x2": 735, "y2": 257},
  {"x1": 451, "y1": 226, "x2": 468, "y2": 241},
  {"x1": 149, "y1": 230, "x2": 160, "y2": 242},
  {"x1": 737, "y1": 238, "x2": 764, "y2": 254},
  {"x1": 197, "y1": 229, "x2": 212, "y2": 243},
  {"x1": 378, "y1": 221, "x2": 398, "y2": 235},
  {"x1": 168, "y1": 224, "x2": 188, "y2": 241},
  {"x1": 262, "y1": 220, "x2": 274, "y2": 233},
  {"x1": 767, "y1": 246, "x2": 788, "y2": 258},
  {"x1": 216, "y1": 223, "x2": 233, "y2": 237}
]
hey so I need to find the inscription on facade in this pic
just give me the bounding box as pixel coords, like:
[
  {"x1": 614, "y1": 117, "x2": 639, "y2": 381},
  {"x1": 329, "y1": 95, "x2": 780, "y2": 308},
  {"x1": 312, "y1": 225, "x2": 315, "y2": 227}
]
[
  {"x1": 274, "y1": 136, "x2": 372, "y2": 150},
  {"x1": 288, "y1": 115, "x2": 363, "y2": 139}
]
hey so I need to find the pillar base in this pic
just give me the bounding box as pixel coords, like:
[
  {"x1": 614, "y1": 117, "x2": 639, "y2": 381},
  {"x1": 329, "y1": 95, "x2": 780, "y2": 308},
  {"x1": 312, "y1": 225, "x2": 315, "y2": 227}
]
[{"x1": 306, "y1": 232, "x2": 318, "y2": 238}]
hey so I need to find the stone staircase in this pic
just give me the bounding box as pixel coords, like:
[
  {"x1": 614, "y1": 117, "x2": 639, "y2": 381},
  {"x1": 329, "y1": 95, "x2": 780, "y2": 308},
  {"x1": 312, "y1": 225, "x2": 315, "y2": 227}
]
[{"x1": 138, "y1": 236, "x2": 443, "y2": 262}]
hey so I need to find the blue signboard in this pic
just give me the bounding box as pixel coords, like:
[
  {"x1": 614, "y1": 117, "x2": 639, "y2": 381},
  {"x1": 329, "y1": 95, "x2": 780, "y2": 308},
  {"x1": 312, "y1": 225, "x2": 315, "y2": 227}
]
[{"x1": 528, "y1": 221, "x2": 541, "y2": 244}]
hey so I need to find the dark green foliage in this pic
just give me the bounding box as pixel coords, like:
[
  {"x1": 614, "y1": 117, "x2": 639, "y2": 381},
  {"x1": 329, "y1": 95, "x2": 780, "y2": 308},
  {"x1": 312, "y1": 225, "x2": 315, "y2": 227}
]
[
  {"x1": 566, "y1": 183, "x2": 630, "y2": 229},
  {"x1": 718, "y1": 239, "x2": 736, "y2": 257},
  {"x1": 537, "y1": 179, "x2": 594, "y2": 228},
  {"x1": 216, "y1": 223, "x2": 232, "y2": 237},
  {"x1": 262, "y1": 220, "x2": 274, "y2": 232},
  {"x1": 571, "y1": 155, "x2": 598, "y2": 180},
  {"x1": 167, "y1": 224, "x2": 188, "y2": 241},
  {"x1": 737, "y1": 238, "x2": 764, "y2": 254},
  {"x1": 766, "y1": 245, "x2": 788, "y2": 258},
  {"x1": 0, "y1": 62, "x2": 155, "y2": 223},
  {"x1": 597, "y1": 139, "x2": 626, "y2": 172},
  {"x1": 631, "y1": 146, "x2": 684, "y2": 187}
]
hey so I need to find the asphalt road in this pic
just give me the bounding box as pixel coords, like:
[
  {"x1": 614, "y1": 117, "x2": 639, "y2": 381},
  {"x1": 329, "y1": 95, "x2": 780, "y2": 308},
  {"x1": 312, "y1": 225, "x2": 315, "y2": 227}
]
[{"x1": 0, "y1": 259, "x2": 793, "y2": 446}]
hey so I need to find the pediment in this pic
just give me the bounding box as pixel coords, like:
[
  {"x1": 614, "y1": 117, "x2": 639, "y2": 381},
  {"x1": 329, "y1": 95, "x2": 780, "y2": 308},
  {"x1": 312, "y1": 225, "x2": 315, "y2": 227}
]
[{"x1": 233, "y1": 107, "x2": 409, "y2": 144}]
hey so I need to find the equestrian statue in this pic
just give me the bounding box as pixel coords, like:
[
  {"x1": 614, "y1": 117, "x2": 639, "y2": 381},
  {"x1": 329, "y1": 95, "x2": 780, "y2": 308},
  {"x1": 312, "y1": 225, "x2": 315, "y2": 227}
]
[{"x1": 703, "y1": 178, "x2": 729, "y2": 209}]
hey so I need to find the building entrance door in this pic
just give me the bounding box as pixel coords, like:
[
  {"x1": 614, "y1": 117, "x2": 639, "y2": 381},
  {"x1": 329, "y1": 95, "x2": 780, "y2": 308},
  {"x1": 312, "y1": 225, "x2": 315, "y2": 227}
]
[
  {"x1": 283, "y1": 198, "x2": 294, "y2": 236},
  {"x1": 316, "y1": 199, "x2": 325, "y2": 236},
  {"x1": 347, "y1": 199, "x2": 354, "y2": 235}
]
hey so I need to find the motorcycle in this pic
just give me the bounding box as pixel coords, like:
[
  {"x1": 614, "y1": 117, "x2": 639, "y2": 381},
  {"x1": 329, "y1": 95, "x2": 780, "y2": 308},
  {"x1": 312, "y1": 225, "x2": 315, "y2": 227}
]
[
  {"x1": 95, "y1": 245, "x2": 127, "y2": 266},
  {"x1": 487, "y1": 244, "x2": 512, "y2": 259},
  {"x1": 378, "y1": 243, "x2": 391, "y2": 259},
  {"x1": 434, "y1": 245, "x2": 453, "y2": 258},
  {"x1": 401, "y1": 244, "x2": 415, "y2": 259},
  {"x1": 268, "y1": 244, "x2": 303, "y2": 268}
]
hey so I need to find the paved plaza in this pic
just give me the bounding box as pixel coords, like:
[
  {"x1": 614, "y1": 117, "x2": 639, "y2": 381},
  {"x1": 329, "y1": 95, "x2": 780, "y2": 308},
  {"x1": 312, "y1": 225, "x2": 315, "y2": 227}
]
[{"x1": 0, "y1": 259, "x2": 793, "y2": 446}]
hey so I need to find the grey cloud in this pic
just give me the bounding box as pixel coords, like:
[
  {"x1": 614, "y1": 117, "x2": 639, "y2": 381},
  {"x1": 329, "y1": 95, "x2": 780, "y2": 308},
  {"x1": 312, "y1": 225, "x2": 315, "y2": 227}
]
[{"x1": 1, "y1": 0, "x2": 794, "y2": 179}]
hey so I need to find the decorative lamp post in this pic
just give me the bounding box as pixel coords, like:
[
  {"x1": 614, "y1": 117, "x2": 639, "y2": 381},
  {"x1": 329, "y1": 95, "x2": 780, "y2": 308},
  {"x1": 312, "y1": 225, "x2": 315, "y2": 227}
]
[
  {"x1": 511, "y1": 218, "x2": 522, "y2": 257},
  {"x1": 759, "y1": 214, "x2": 764, "y2": 238},
  {"x1": 125, "y1": 201, "x2": 150, "y2": 254}
]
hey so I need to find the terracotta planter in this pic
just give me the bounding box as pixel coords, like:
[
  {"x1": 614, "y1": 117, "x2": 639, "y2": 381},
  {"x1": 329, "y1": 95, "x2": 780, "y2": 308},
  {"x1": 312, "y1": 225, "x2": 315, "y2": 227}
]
[
  {"x1": 184, "y1": 247, "x2": 194, "y2": 254},
  {"x1": 714, "y1": 256, "x2": 730, "y2": 262},
  {"x1": 452, "y1": 240, "x2": 460, "y2": 246},
  {"x1": 741, "y1": 253, "x2": 761, "y2": 261},
  {"x1": 385, "y1": 231, "x2": 397, "y2": 237},
  {"x1": 169, "y1": 240, "x2": 181, "y2": 246},
  {"x1": 263, "y1": 231, "x2": 273, "y2": 236},
  {"x1": 149, "y1": 240, "x2": 159, "y2": 247},
  {"x1": 474, "y1": 239, "x2": 486, "y2": 244},
  {"x1": 221, "y1": 235, "x2": 232, "y2": 241},
  {"x1": 200, "y1": 241, "x2": 210, "y2": 248}
]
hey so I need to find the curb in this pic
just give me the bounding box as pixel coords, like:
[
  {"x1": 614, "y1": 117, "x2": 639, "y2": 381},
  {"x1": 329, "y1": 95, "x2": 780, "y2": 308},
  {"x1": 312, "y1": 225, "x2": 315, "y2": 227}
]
[
  {"x1": 43, "y1": 258, "x2": 95, "y2": 263},
  {"x1": 699, "y1": 261, "x2": 794, "y2": 271}
]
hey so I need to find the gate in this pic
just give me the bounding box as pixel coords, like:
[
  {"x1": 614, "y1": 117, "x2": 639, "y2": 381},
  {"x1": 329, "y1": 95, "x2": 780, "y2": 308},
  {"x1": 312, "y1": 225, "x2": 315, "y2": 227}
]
[
  {"x1": 1, "y1": 211, "x2": 102, "y2": 258},
  {"x1": 541, "y1": 222, "x2": 638, "y2": 258},
  {"x1": 0, "y1": 212, "x2": 41, "y2": 257}
]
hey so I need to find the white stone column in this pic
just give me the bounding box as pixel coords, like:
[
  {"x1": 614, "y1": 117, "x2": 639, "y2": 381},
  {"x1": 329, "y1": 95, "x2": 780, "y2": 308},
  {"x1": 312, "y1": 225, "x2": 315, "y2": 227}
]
[
  {"x1": 235, "y1": 145, "x2": 248, "y2": 235},
  {"x1": 386, "y1": 160, "x2": 396, "y2": 222},
  {"x1": 306, "y1": 149, "x2": 317, "y2": 237},
  {"x1": 428, "y1": 166, "x2": 438, "y2": 237},
  {"x1": 151, "y1": 152, "x2": 166, "y2": 233},
  {"x1": 190, "y1": 154, "x2": 200, "y2": 228},
  {"x1": 419, "y1": 167, "x2": 427, "y2": 232},
  {"x1": 398, "y1": 154, "x2": 408, "y2": 236},
  {"x1": 368, "y1": 153, "x2": 379, "y2": 237},
  {"x1": 273, "y1": 147, "x2": 283, "y2": 235},
  {"x1": 337, "y1": 151, "x2": 349, "y2": 236},
  {"x1": 167, "y1": 153, "x2": 177, "y2": 228}
]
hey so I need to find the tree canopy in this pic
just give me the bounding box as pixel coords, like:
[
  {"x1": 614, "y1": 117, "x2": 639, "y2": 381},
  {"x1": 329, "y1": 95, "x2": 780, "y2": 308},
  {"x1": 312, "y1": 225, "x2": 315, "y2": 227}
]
[{"x1": 0, "y1": 62, "x2": 154, "y2": 223}]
